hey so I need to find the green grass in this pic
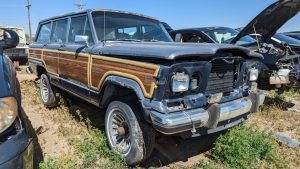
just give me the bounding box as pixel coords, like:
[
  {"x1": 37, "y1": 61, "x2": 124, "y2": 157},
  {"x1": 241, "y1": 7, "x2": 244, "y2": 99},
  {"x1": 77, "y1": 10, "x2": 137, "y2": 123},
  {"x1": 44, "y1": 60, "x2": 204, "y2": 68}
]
[
  {"x1": 70, "y1": 127, "x2": 125, "y2": 169},
  {"x1": 39, "y1": 159, "x2": 59, "y2": 169},
  {"x1": 192, "y1": 160, "x2": 225, "y2": 169},
  {"x1": 35, "y1": 103, "x2": 126, "y2": 168},
  {"x1": 39, "y1": 126, "x2": 126, "y2": 169},
  {"x1": 213, "y1": 125, "x2": 287, "y2": 169}
]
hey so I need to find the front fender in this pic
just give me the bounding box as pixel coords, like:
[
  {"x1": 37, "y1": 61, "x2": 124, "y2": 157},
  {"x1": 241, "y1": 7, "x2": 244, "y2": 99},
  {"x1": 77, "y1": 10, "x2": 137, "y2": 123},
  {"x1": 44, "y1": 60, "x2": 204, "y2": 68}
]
[
  {"x1": 101, "y1": 76, "x2": 146, "y2": 103},
  {"x1": 99, "y1": 75, "x2": 156, "y2": 121}
]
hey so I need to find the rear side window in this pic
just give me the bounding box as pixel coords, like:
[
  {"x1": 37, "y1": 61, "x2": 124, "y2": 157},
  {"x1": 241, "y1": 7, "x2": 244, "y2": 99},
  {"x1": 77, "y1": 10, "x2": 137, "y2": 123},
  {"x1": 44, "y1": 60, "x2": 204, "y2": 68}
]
[
  {"x1": 36, "y1": 23, "x2": 51, "y2": 43},
  {"x1": 68, "y1": 15, "x2": 94, "y2": 44},
  {"x1": 50, "y1": 19, "x2": 68, "y2": 43}
]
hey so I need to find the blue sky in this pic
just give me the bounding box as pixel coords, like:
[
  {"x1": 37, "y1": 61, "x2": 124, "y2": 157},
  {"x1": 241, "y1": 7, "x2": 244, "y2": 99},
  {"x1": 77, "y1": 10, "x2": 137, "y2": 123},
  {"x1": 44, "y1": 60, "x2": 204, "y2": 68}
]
[{"x1": 0, "y1": 0, "x2": 299, "y2": 36}]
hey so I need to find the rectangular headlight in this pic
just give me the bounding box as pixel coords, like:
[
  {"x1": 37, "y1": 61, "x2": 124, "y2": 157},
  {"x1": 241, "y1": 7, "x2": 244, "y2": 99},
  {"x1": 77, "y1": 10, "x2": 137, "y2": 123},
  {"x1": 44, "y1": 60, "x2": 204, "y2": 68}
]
[{"x1": 172, "y1": 72, "x2": 190, "y2": 93}]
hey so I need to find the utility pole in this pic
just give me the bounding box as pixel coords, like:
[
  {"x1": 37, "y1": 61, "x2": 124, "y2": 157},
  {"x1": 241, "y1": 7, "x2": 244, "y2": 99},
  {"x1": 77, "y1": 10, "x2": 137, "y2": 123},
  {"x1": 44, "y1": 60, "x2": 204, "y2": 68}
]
[
  {"x1": 26, "y1": 0, "x2": 33, "y2": 43},
  {"x1": 75, "y1": 0, "x2": 85, "y2": 11}
]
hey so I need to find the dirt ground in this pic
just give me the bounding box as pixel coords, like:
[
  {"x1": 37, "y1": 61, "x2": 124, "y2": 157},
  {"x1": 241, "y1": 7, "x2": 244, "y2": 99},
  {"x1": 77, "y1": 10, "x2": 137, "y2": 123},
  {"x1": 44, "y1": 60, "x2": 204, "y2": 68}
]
[{"x1": 16, "y1": 66, "x2": 300, "y2": 168}]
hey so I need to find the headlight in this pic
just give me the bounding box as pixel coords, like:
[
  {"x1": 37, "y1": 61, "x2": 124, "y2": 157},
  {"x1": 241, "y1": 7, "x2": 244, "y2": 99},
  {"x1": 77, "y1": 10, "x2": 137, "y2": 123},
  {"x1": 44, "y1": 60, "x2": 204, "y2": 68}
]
[
  {"x1": 249, "y1": 68, "x2": 259, "y2": 81},
  {"x1": 172, "y1": 72, "x2": 190, "y2": 92},
  {"x1": 0, "y1": 97, "x2": 17, "y2": 133}
]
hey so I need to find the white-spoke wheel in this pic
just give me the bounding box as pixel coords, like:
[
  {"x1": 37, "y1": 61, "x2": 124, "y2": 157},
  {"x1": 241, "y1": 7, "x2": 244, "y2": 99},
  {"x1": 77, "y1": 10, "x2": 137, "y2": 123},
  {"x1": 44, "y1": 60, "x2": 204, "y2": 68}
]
[
  {"x1": 41, "y1": 76, "x2": 49, "y2": 103},
  {"x1": 107, "y1": 108, "x2": 131, "y2": 156},
  {"x1": 105, "y1": 100, "x2": 155, "y2": 165},
  {"x1": 39, "y1": 74, "x2": 59, "y2": 108}
]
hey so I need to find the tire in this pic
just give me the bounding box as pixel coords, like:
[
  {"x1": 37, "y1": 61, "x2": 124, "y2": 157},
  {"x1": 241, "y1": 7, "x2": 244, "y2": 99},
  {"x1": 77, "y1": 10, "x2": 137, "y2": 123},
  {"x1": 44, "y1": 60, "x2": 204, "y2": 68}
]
[
  {"x1": 105, "y1": 100, "x2": 155, "y2": 165},
  {"x1": 40, "y1": 74, "x2": 59, "y2": 108}
]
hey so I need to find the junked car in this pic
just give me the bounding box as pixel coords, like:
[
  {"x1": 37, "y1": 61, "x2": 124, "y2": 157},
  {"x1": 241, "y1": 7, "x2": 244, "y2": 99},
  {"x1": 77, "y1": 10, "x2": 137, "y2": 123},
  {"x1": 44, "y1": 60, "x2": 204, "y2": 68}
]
[
  {"x1": 28, "y1": 9, "x2": 265, "y2": 165},
  {"x1": 0, "y1": 29, "x2": 33, "y2": 169},
  {"x1": 169, "y1": 0, "x2": 300, "y2": 89}
]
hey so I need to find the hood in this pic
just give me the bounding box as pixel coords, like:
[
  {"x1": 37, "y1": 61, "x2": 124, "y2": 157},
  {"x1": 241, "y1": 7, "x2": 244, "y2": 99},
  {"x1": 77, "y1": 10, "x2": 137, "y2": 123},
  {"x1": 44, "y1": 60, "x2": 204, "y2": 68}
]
[
  {"x1": 97, "y1": 41, "x2": 263, "y2": 60},
  {"x1": 232, "y1": 0, "x2": 300, "y2": 44}
]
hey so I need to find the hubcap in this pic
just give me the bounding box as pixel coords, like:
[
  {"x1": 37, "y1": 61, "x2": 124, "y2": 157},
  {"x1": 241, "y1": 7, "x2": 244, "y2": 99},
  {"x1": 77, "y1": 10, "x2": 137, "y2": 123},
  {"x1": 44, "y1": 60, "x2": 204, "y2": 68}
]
[
  {"x1": 41, "y1": 77, "x2": 49, "y2": 103},
  {"x1": 107, "y1": 109, "x2": 131, "y2": 155}
]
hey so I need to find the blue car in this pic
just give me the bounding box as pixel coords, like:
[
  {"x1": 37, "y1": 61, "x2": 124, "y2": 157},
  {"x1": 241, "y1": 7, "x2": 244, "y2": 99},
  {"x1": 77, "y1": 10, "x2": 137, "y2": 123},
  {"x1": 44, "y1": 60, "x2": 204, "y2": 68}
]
[{"x1": 0, "y1": 29, "x2": 33, "y2": 168}]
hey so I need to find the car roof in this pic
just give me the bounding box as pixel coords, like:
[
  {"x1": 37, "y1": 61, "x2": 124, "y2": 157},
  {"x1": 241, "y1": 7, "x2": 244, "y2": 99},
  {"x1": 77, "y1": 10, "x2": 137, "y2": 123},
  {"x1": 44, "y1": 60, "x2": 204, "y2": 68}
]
[
  {"x1": 39, "y1": 9, "x2": 159, "y2": 24},
  {"x1": 172, "y1": 27, "x2": 232, "y2": 32}
]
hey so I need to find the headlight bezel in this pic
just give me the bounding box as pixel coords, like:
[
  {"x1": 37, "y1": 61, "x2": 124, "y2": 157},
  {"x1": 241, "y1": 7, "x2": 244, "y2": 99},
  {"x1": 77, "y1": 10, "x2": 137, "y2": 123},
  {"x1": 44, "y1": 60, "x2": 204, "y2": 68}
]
[{"x1": 0, "y1": 97, "x2": 18, "y2": 134}]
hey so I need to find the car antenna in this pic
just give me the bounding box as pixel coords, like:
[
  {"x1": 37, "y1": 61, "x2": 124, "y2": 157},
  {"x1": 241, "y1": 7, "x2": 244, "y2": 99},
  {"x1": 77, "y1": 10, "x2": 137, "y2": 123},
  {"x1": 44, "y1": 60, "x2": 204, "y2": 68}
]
[{"x1": 252, "y1": 21, "x2": 261, "y2": 51}]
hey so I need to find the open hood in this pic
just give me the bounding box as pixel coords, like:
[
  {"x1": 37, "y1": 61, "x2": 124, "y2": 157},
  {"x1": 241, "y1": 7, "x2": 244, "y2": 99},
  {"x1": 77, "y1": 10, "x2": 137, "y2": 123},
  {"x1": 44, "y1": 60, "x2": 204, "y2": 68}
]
[{"x1": 232, "y1": 0, "x2": 300, "y2": 44}]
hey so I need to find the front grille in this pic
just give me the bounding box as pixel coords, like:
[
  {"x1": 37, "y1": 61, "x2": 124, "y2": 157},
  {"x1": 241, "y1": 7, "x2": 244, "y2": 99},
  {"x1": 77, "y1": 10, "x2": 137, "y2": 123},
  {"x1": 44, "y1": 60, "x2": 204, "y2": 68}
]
[{"x1": 205, "y1": 59, "x2": 234, "y2": 96}]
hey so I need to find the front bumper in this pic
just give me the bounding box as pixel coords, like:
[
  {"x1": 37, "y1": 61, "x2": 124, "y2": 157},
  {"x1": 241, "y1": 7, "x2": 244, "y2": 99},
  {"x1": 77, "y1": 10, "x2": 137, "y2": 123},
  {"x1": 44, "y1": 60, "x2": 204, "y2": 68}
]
[
  {"x1": 150, "y1": 91, "x2": 265, "y2": 135},
  {"x1": 0, "y1": 128, "x2": 33, "y2": 169}
]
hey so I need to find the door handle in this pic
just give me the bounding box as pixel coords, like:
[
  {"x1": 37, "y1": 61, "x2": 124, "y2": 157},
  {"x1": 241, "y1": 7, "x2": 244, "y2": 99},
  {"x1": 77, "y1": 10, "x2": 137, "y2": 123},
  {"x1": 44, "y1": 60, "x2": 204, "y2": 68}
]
[{"x1": 58, "y1": 48, "x2": 65, "y2": 51}]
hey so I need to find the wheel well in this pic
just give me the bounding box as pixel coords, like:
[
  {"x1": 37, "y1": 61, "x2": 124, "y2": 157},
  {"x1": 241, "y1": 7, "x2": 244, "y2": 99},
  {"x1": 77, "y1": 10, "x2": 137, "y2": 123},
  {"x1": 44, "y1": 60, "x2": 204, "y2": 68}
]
[
  {"x1": 37, "y1": 66, "x2": 46, "y2": 78},
  {"x1": 100, "y1": 84, "x2": 140, "y2": 108},
  {"x1": 101, "y1": 83, "x2": 150, "y2": 123}
]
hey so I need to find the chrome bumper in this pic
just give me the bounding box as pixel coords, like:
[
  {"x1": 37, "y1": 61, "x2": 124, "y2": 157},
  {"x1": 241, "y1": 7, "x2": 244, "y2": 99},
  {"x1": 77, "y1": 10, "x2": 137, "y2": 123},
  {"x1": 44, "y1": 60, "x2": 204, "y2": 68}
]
[{"x1": 150, "y1": 91, "x2": 265, "y2": 135}]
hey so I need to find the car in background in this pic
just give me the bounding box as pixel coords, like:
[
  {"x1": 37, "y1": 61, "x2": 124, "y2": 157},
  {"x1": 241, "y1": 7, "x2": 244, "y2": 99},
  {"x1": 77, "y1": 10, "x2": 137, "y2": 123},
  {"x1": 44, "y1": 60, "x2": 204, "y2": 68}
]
[
  {"x1": 283, "y1": 31, "x2": 300, "y2": 40},
  {"x1": 0, "y1": 26, "x2": 29, "y2": 66},
  {"x1": 169, "y1": 0, "x2": 300, "y2": 89},
  {"x1": 0, "y1": 29, "x2": 33, "y2": 169}
]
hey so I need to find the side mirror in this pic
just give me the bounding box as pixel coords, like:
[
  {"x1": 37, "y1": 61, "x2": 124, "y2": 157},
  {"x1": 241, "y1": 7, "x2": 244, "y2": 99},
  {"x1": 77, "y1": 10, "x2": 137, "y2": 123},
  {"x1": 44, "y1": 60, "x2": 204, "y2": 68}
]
[
  {"x1": 0, "y1": 29, "x2": 19, "y2": 50},
  {"x1": 75, "y1": 35, "x2": 88, "y2": 45},
  {"x1": 174, "y1": 33, "x2": 183, "y2": 43}
]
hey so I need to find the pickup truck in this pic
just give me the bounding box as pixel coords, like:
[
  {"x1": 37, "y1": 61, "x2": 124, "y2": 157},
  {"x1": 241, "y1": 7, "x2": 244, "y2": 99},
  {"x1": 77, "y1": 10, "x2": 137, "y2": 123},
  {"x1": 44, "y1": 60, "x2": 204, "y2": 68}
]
[{"x1": 28, "y1": 9, "x2": 265, "y2": 165}]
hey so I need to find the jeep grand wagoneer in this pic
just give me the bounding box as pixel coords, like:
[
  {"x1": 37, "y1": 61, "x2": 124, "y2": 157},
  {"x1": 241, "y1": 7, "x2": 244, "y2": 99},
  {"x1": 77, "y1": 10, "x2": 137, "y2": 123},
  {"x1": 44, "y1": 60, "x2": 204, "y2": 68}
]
[{"x1": 28, "y1": 9, "x2": 265, "y2": 165}]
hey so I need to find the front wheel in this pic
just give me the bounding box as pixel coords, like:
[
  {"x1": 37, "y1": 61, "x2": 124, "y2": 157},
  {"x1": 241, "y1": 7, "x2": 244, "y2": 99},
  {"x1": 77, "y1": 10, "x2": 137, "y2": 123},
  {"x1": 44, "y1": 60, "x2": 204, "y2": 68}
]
[
  {"x1": 105, "y1": 100, "x2": 155, "y2": 165},
  {"x1": 40, "y1": 74, "x2": 59, "y2": 108}
]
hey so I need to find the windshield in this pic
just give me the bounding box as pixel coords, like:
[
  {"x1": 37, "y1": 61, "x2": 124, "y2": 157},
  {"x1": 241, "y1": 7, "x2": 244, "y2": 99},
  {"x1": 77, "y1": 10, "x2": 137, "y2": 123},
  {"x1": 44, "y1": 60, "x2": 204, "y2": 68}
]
[
  {"x1": 92, "y1": 11, "x2": 173, "y2": 42},
  {"x1": 204, "y1": 28, "x2": 256, "y2": 46},
  {"x1": 273, "y1": 33, "x2": 300, "y2": 45}
]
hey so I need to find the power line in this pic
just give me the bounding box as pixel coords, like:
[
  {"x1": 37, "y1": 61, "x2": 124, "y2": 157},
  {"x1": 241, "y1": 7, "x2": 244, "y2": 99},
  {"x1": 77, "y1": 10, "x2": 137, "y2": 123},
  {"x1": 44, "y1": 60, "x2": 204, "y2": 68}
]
[
  {"x1": 75, "y1": 0, "x2": 86, "y2": 11},
  {"x1": 26, "y1": 0, "x2": 33, "y2": 42}
]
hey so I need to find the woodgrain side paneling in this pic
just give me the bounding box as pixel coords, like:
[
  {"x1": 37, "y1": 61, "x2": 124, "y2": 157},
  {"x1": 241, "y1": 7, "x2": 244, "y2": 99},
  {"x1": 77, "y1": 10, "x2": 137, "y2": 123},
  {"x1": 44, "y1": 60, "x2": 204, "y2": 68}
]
[
  {"x1": 59, "y1": 54, "x2": 89, "y2": 84},
  {"x1": 91, "y1": 56, "x2": 160, "y2": 98},
  {"x1": 43, "y1": 51, "x2": 59, "y2": 75},
  {"x1": 28, "y1": 48, "x2": 160, "y2": 98},
  {"x1": 28, "y1": 49, "x2": 42, "y2": 59}
]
